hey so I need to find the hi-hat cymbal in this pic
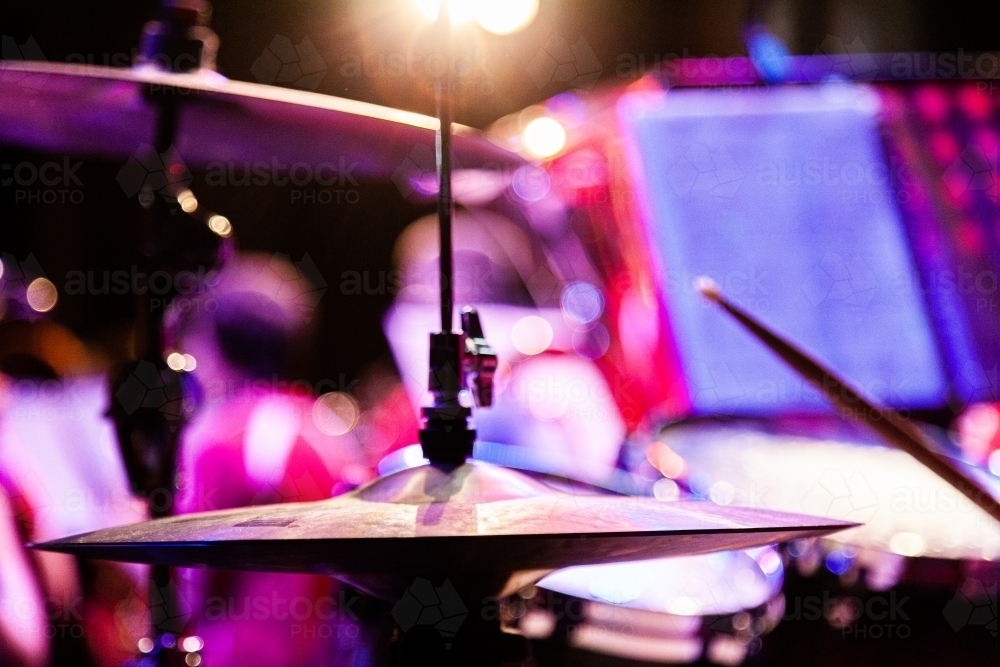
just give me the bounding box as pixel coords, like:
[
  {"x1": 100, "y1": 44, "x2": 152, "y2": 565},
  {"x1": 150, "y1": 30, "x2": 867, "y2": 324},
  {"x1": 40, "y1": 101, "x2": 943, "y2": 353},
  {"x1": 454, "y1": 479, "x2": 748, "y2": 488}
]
[
  {"x1": 35, "y1": 461, "x2": 852, "y2": 598},
  {"x1": 0, "y1": 61, "x2": 521, "y2": 177}
]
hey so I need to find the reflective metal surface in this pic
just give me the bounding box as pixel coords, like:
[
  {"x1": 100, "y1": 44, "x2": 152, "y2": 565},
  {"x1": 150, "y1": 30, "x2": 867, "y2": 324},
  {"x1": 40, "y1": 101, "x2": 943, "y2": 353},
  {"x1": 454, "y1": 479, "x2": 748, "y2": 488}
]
[
  {"x1": 35, "y1": 461, "x2": 851, "y2": 597},
  {"x1": 0, "y1": 61, "x2": 522, "y2": 177}
]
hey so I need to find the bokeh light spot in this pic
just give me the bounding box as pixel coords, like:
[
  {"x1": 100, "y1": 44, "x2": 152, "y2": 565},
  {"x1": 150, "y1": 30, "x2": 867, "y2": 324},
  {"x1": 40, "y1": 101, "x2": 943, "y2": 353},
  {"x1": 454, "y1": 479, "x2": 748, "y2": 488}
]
[
  {"x1": 475, "y1": 0, "x2": 539, "y2": 35},
  {"x1": 522, "y1": 117, "x2": 567, "y2": 159},
  {"x1": 511, "y1": 315, "x2": 553, "y2": 355},
  {"x1": 166, "y1": 352, "x2": 187, "y2": 372},
  {"x1": 208, "y1": 215, "x2": 233, "y2": 237},
  {"x1": 312, "y1": 392, "x2": 361, "y2": 436},
  {"x1": 889, "y1": 532, "x2": 926, "y2": 557},
  {"x1": 561, "y1": 281, "x2": 604, "y2": 324},
  {"x1": 26, "y1": 277, "x2": 58, "y2": 312}
]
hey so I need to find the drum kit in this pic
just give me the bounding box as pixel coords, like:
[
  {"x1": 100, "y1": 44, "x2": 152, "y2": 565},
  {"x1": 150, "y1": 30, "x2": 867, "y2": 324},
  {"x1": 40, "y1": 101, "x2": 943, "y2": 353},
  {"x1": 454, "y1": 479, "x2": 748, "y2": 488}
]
[{"x1": 4, "y1": 2, "x2": 998, "y2": 666}]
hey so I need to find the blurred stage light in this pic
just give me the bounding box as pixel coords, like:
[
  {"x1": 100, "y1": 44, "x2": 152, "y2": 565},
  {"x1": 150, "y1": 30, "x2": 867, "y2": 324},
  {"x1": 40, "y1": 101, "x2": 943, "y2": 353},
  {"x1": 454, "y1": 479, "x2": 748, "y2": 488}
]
[
  {"x1": 26, "y1": 277, "x2": 58, "y2": 312},
  {"x1": 313, "y1": 391, "x2": 361, "y2": 436},
  {"x1": 522, "y1": 116, "x2": 566, "y2": 158},
  {"x1": 475, "y1": 0, "x2": 539, "y2": 35},
  {"x1": 414, "y1": 0, "x2": 539, "y2": 34},
  {"x1": 166, "y1": 352, "x2": 187, "y2": 371},
  {"x1": 888, "y1": 531, "x2": 926, "y2": 557},
  {"x1": 181, "y1": 636, "x2": 204, "y2": 653},
  {"x1": 208, "y1": 214, "x2": 232, "y2": 237},
  {"x1": 414, "y1": 0, "x2": 476, "y2": 24},
  {"x1": 511, "y1": 315, "x2": 553, "y2": 356},
  {"x1": 177, "y1": 189, "x2": 198, "y2": 213}
]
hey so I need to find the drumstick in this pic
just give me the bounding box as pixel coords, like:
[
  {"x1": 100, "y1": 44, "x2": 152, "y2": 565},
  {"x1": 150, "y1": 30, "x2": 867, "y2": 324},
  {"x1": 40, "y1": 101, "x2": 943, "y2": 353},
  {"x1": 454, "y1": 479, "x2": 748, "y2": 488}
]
[{"x1": 694, "y1": 276, "x2": 1000, "y2": 526}]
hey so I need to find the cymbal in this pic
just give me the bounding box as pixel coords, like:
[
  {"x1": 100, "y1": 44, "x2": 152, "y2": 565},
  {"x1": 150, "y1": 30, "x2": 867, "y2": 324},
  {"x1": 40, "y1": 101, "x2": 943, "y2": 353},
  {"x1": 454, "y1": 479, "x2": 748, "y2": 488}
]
[
  {"x1": 35, "y1": 461, "x2": 852, "y2": 598},
  {"x1": 0, "y1": 61, "x2": 521, "y2": 177},
  {"x1": 537, "y1": 546, "x2": 783, "y2": 617},
  {"x1": 661, "y1": 422, "x2": 1000, "y2": 561}
]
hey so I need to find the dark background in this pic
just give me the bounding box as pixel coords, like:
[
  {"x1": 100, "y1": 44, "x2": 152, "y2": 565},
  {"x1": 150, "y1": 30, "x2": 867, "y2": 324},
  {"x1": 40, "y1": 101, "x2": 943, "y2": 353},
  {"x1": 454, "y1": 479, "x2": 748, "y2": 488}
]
[{"x1": 3, "y1": 0, "x2": 999, "y2": 385}]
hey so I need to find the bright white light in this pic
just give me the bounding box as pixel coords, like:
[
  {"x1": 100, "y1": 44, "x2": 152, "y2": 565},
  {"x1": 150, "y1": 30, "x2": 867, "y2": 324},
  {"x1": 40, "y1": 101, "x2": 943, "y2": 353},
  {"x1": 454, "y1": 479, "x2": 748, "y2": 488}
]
[
  {"x1": 177, "y1": 189, "x2": 198, "y2": 213},
  {"x1": 653, "y1": 478, "x2": 680, "y2": 501},
  {"x1": 522, "y1": 117, "x2": 567, "y2": 159},
  {"x1": 182, "y1": 353, "x2": 197, "y2": 372},
  {"x1": 511, "y1": 315, "x2": 553, "y2": 356},
  {"x1": 208, "y1": 215, "x2": 232, "y2": 238},
  {"x1": 181, "y1": 636, "x2": 204, "y2": 653},
  {"x1": 414, "y1": 0, "x2": 477, "y2": 24},
  {"x1": 137, "y1": 638, "x2": 155, "y2": 654},
  {"x1": 475, "y1": 0, "x2": 539, "y2": 35},
  {"x1": 166, "y1": 352, "x2": 187, "y2": 372},
  {"x1": 990, "y1": 450, "x2": 1000, "y2": 476},
  {"x1": 26, "y1": 277, "x2": 58, "y2": 312},
  {"x1": 888, "y1": 532, "x2": 926, "y2": 557},
  {"x1": 667, "y1": 596, "x2": 701, "y2": 616}
]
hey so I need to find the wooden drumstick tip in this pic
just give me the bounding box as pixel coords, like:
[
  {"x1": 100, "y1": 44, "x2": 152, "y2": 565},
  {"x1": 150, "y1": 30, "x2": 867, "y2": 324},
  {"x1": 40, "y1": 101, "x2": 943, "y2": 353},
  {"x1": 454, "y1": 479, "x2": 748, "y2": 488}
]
[{"x1": 694, "y1": 276, "x2": 722, "y2": 303}]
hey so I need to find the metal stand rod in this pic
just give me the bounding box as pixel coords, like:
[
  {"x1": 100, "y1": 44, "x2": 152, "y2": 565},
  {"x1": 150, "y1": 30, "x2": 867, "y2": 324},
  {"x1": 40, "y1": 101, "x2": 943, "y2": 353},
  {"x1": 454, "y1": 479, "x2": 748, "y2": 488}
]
[{"x1": 435, "y1": 2, "x2": 454, "y2": 335}]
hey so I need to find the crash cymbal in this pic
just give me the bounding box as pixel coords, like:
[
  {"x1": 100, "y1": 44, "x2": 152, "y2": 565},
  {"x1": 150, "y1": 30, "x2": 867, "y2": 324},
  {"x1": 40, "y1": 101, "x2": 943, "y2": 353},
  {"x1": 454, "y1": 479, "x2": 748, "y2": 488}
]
[
  {"x1": 0, "y1": 61, "x2": 521, "y2": 177},
  {"x1": 35, "y1": 461, "x2": 851, "y2": 598}
]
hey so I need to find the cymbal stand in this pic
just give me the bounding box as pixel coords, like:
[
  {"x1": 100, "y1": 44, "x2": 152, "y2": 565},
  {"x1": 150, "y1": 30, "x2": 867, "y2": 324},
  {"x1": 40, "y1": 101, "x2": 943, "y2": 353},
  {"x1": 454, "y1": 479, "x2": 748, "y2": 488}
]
[
  {"x1": 110, "y1": 3, "x2": 218, "y2": 665},
  {"x1": 417, "y1": 2, "x2": 498, "y2": 468},
  {"x1": 392, "y1": 4, "x2": 515, "y2": 665}
]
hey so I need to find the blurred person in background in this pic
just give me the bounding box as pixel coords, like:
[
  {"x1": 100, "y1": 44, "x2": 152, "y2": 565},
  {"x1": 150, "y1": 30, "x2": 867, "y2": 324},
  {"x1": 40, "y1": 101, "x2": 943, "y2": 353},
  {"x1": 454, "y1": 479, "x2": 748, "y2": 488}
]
[
  {"x1": 0, "y1": 479, "x2": 48, "y2": 667},
  {"x1": 0, "y1": 321, "x2": 149, "y2": 667},
  {"x1": 166, "y1": 252, "x2": 383, "y2": 667}
]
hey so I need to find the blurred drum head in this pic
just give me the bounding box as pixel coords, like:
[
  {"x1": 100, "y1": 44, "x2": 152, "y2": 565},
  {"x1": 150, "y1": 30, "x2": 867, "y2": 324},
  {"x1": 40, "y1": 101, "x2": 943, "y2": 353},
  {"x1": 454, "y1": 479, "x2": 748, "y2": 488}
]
[
  {"x1": 659, "y1": 421, "x2": 1000, "y2": 561},
  {"x1": 537, "y1": 546, "x2": 784, "y2": 617}
]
